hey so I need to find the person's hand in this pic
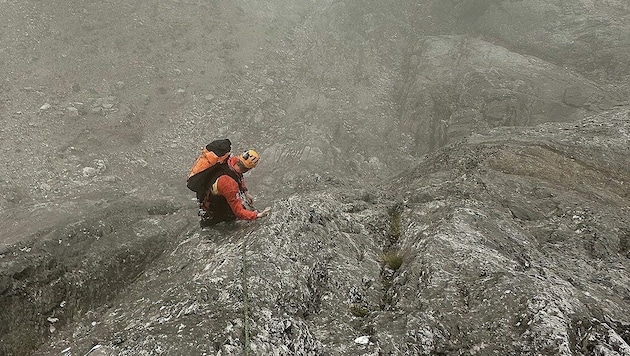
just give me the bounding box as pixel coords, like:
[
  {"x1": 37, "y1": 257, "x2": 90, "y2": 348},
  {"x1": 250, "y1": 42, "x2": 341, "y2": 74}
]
[
  {"x1": 257, "y1": 207, "x2": 271, "y2": 219},
  {"x1": 245, "y1": 191, "x2": 254, "y2": 205}
]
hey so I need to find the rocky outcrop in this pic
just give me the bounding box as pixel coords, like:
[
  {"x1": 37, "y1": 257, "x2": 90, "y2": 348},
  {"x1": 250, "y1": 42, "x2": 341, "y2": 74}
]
[
  {"x1": 447, "y1": 0, "x2": 630, "y2": 82},
  {"x1": 1, "y1": 0, "x2": 630, "y2": 355},
  {"x1": 26, "y1": 109, "x2": 630, "y2": 355},
  {"x1": 395, "y1": 35, "x2": 610, "y2": 156},
  {"x1": 256, "y1": 0, "x2": 628, "y2": 182},
  {"x1": 388, "y1": 110, "x2": 630, "y2": 354},
  {"x1": 0, "y1": 199, "x2": 185, "y2": 356}
]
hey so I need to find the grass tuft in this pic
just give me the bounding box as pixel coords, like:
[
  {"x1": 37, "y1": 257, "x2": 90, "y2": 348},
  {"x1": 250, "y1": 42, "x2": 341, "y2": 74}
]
[
  {"x1": 381, "y1": 250, "x2": 404, "y2": 270},
  {"x1": 349, "y1": 305, "x2": 369, "y2": 318},
  {"x1": 387, "y1": 203, "x2": 403, "y2": 244}
]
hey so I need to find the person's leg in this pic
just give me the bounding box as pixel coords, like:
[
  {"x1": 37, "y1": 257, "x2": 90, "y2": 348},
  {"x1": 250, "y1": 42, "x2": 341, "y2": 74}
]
[
  {"x1": 196, "y1": 188, "x2": 207, "y2": 204},
  {"x1": 200, "y1": 209, "x2": 223, "y2": 228},
  {"x1": 199, "y1": 195, "x2": 237, "y2": 228}
]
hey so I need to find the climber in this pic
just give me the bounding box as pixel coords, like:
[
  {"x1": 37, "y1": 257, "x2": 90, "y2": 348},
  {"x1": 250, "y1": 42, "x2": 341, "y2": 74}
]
[{"x1": 199, "y1": 149, "x2": 271, "y2": 227}]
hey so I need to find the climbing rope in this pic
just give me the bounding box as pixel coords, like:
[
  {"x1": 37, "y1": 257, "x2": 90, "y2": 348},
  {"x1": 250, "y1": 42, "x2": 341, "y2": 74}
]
[{"x1": 241, "y1": 228, "x2": 253, "y2": 356}]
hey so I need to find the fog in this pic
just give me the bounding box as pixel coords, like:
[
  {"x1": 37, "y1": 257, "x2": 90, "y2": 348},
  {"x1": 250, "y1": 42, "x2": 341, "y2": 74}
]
[{"x1": 1, "y1": 1, "x2": 629, "y2": 355}]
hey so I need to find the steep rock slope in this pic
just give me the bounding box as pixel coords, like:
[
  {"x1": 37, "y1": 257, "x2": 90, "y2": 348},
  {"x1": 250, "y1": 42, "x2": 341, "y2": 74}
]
[
  {"x1": 32, "y1": 109, "x2": 630, "y2": 355},
  {"x1": 252, "y1": 0, "x2": 628, "y2": 186},
  {"x1": 3, "y1": 0, "x2": 627, "y2": 208},
  {"x1": 393, "y1": 0, "x2": 630, "y2": 88},
  {"x1": 1, "y1": 0, "x2": 630, "y2": 354}
]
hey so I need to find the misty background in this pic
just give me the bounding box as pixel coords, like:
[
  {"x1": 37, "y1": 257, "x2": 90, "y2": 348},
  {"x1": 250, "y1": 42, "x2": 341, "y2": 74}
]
[{"x1": 1, "y1": 1, "x2": 629, "y2": 355}]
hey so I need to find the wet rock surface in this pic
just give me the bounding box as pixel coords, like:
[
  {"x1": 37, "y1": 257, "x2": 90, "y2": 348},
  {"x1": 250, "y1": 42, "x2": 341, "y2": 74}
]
[
  {"x1": 1, "y1": 0, "x2": 629, "y2": 355},
  {"x1": 0, "y1": 199, "x2": 187, "y2": 355},
  {"x1": 22, "y1": 112, "x2": 630, "y2": 356}
]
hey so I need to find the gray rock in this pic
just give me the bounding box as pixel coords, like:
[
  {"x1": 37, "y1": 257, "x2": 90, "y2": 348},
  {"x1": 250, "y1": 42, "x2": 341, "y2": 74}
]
[
  {"x1": 1, "y1": 1, "x2": 630, "y2": 355},
  {"x1": 66, "y1": 106, "x2": 79, "y2": 117}
]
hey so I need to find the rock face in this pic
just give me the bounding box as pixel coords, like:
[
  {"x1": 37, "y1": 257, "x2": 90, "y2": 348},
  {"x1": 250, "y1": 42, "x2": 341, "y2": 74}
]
[
  {"x1": 388, "y1": 112, "x2": 630, "y2": 355},
  {"x1": 445, "y1": 0, "x2": 630, "y2": 82},
  {"x1": 0, "y1": 200, "x2": 185, "y2": 356},
  {"x1": 395, "y1": 35, "x2": 608, "y2": 155},
  {"x1": 19, "y1": 110, "x2": 630, "y2": 356},
  {"x1": 246, "y1": 0, "x2": 629, "y2": 185},
  {"x1": 1, "y1": 0, "x2": 629, "y2": 355}
]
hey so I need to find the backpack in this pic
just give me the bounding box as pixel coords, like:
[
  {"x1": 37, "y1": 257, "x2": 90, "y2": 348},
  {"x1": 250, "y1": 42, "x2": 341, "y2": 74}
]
[{"x1": 187, "y1": 139, "x2": 231, "y2": 193}]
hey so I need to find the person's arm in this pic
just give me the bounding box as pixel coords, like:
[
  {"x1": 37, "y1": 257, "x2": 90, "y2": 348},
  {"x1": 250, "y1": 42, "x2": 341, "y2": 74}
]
[
  {"x1": 244, "y1": 191, "x2": 254, "y2": 205},
  {"x1": 216, "y1": 176, "x2": 258, "y2": 220},
  {"x1": 239, "y1": 177, "x2": 254, "y2": 205}
]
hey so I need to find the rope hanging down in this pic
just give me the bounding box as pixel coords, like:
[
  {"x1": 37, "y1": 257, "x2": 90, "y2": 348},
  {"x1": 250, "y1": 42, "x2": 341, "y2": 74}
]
[{"x1": 241, "y1": 229, "x2": 252, "y2": 355}]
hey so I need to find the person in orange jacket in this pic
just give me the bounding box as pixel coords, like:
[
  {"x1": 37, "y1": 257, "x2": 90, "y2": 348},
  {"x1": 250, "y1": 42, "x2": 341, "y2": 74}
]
[{"x1": 199, "y1": 149, "x2": 271, "y2": 227}]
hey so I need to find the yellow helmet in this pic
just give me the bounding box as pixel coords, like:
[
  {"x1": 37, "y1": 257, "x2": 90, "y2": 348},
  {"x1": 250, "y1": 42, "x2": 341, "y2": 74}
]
[{"x1": 238, "y1": 150, "x2": 259, "y2": 169}]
